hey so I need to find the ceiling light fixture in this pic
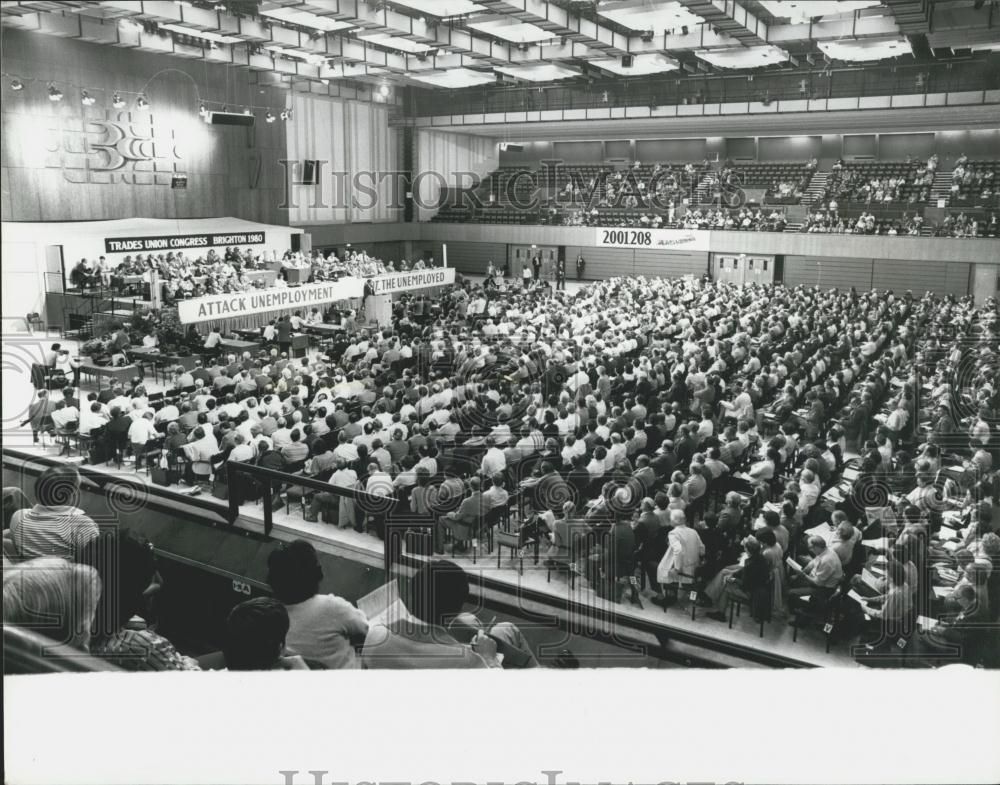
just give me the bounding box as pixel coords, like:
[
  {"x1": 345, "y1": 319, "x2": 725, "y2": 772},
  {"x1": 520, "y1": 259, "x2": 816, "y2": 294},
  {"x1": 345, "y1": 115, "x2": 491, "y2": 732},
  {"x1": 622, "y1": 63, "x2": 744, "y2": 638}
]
[
  {"x1": 265, "y1": 110, "x2": 275, "y2": 122},
  {"x1": 199, "y1": 103, "x2": 207, "y2": 116},
  {"x1": 48, "y1": 84, "x2": 63, "y2": 102},
  {"x1": 81, "y1": 89, "x2": 96, "y2": 106},
  {"x1": 112, "y1": 92, "x2": 125, "y2": 108},
  {"x1": 136, "y1": 94, "x2": 149, "y2": 110},
  {"x1": 10, "y1": 77, "x2": 24, "y2": 91},
  {"x1": 379, "y1": 83, "x2": 390, "y2": 97}
]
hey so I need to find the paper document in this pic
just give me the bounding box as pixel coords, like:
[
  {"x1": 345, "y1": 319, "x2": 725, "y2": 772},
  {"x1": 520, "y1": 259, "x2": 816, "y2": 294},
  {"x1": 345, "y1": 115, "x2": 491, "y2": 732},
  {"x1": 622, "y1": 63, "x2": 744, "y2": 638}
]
[
  {"x1": 861, "y1": 537, "x2": 890, "y2": 551},
  {"x1": 786, "y1": 556, "x2": 803, "y2": 573},
  {"x1": 917, "y1": 615, "x2": 940, "y2": 632},
  {"x1": 357, "y1": 580, "x2": 414, "y2": 627},
  {"x1": 847, "y1": 589, "x2": 868, "y2": 605},
  {"x1": 861, "y1": 569, "x2": 883, "y2": 591},
  {"x1": 932, "y1": 586, "x2": 953, "y2": 599}
]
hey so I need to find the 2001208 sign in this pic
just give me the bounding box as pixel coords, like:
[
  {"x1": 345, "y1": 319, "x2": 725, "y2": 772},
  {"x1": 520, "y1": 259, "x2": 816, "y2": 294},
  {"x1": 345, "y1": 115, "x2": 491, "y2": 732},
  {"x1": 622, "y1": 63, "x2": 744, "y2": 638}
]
[{"x1": 601, "y1": 229, "x2": 652, "y2": 246}]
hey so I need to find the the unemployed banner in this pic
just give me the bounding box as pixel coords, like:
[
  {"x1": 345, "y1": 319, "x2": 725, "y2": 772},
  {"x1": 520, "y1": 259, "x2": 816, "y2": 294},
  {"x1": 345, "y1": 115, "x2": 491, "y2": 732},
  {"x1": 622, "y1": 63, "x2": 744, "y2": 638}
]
[
  {"x1": 105, "y1": 232, "x2": 266, "y2": 254},
  {"x1": 177, "y1": 278, "x2": 364, "y2": 324},
  {"x1": 367, "y1": 266, "x2": 456, "y2": 294},
  {"x1": 594, "y1": 227, "x2": 710, "y2": 251}
]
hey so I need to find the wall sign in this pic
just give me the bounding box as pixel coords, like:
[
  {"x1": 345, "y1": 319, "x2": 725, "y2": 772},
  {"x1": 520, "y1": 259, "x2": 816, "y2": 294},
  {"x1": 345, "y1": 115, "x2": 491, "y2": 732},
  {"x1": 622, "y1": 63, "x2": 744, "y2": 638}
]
[
  {"x1": 46, "y1": 110, "x2": 187, "y2": 186},
  {"x1": 105, "y1": 232, "x2": 266, "y2": 254},
  {"x1": 367, "y1": 267, "x2": 456, "y2": 294},
  {"x1": 594, "y1": 227, "x2": 711, "y2": 251}
]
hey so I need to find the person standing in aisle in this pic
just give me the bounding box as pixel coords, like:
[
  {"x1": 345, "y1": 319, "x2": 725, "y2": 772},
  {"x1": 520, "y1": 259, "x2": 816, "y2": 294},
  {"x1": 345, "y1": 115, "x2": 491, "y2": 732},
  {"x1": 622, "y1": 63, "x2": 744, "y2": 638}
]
[
  {"x1": 555, "y1": 256, "x2": 566, "y2": 291},
  {"x1": 576, "y1": 253, "x2": 586, "y2": 281}
]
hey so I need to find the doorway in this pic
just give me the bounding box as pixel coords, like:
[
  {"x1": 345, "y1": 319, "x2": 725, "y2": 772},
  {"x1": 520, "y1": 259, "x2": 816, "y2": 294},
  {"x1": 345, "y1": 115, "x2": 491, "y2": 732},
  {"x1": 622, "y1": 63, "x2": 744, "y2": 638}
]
[{"x1": 508, "y1": 245, "x2": 557, "y2": 281}]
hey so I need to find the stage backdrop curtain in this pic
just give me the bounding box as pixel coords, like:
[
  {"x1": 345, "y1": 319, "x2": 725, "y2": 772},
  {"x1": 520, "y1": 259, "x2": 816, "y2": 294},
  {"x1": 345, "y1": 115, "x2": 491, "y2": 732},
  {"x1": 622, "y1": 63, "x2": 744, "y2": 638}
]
[
  {"x1": 415, "y1": 130, "x2": 500, "y2": 221},
  {"x1": 286, "y1": 94, "x2": 400, "y2": 225}
]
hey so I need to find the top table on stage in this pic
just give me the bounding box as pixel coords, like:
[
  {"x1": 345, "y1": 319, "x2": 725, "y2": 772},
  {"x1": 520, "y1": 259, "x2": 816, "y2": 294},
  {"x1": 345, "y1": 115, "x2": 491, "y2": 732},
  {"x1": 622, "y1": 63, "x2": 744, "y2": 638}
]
[
  {"x1": 219, "y1": 338, "x2": 260, "y2": 353},
  {"x1": 305, "y1": 322, "x2": 345, "y2": 337}
]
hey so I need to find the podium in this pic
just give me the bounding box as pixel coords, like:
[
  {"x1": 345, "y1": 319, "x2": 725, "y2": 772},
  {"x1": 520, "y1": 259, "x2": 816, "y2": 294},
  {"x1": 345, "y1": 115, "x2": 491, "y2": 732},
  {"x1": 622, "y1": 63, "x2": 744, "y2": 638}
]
[{"x1": 368, "y1": 293, "x2": 392, "y2": 328}]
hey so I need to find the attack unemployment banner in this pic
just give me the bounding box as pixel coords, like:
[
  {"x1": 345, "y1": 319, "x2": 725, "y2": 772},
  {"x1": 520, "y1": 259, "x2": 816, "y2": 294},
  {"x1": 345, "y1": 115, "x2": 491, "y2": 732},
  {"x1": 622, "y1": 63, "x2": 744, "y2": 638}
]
[
  {"x1": 594, "y1": 227, "x2": 710, "y2": 251},
  {"x1": 366, "y1": 267, "x2": 455, "y2": 294},
  {"x1": 177, "y1": 278, "x2": 364, "y2": 324}
]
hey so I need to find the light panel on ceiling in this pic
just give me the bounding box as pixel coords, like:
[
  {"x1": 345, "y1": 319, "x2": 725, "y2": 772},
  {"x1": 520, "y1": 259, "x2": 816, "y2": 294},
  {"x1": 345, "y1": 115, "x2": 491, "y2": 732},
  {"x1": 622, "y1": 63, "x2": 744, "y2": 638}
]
[
  {"x1": 597, "y1": 1, "x2": 703, "y2": 32},
  {"x1": 407, "y1": 67, "x2": 495, "y2": 88},
  {"x1": 159, "y1": 23, "x2": 241, "y2": 44},
  {"x1": 590, "y1": 53, "x2": 679, "y2": 76},
  {"x1": 358, "y1": 32, "x2": 433, "y2": 53},
  {"x1": 390, "y1": 0, "x2": 487, "y2": 16},
  {"x1": 260, "y1": 7, "x2": 353, "y2": 33},
  {"x1": 466, "y1": 19, "x2": 555, "y2": 43},
  {"x1": 758, "y1": 1, "x2": 883, "y2": 23},
  {"x1": 494, "y1": 63, "x2": 580, "y2": 82},
  {"x1": 818, "y1": 37, "x2": 912, "y2": 61},
  {"x1": 696, "y1": 44, "x2": 789, "y2": 68}
]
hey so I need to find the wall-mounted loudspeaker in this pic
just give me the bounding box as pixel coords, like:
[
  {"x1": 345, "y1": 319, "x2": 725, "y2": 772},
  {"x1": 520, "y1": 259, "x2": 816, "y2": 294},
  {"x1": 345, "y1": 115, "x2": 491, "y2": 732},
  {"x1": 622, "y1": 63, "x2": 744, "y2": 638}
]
[{"x1": 203, "y1": 111, "x2": 255, "y2": 126}]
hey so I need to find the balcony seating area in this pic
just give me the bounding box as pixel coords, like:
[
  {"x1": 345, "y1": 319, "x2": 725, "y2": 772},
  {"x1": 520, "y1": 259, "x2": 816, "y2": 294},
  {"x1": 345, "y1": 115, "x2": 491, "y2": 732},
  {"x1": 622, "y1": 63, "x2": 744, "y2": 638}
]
[
  {"x1": 820, "y1": 160, "x2": 934, "y2": 207},
  {"x1": 730, "y1": 161, "x2": 816, "y2": 204},
  {"x1": 946, "y1": 160, "x2": 999, "y2": 208}
]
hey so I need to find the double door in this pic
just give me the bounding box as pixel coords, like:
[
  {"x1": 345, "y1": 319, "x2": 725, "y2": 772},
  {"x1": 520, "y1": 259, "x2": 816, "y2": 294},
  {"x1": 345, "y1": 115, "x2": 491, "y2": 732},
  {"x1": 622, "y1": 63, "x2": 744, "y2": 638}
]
[
  {"x1": 509, "y1": 245, "x2": 557, "y2": 280},
  {"x1": 714, "y1": 254, "x2": 775, "y2": 285}
]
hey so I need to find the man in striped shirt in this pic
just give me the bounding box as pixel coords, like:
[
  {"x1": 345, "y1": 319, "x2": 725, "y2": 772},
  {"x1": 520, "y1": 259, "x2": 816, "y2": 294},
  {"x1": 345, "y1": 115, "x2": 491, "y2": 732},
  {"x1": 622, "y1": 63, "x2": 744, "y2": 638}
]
[{"x1": 5, "y1": 466, "x2": 99, "y2": 561}]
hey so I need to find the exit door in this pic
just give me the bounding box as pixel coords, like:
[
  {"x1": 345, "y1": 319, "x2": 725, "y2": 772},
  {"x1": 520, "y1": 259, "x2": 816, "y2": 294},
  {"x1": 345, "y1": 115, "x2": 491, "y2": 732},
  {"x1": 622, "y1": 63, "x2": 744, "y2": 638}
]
[
  {"x1": 508, "y1": 245, "x2": 557, "y2": 281},
  {"x1": 714, "y1": 254, "x2": 775, "y2": 285}
]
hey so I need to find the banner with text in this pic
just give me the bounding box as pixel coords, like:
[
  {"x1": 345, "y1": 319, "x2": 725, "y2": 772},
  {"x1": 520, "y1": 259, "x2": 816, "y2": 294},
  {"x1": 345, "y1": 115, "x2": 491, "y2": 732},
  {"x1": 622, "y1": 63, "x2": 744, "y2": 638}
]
[
  {"x1": 367, "y1": 267, "x2": 456, "y2": 295},
  {"x1": 177, "y1": 278, "x2": 363, "y2": 324},
  {"x1": 594, "y1": 227, "x2": 710, "y2": 251},
  {"x1": 105, "y1": 232, "x2": 267, "y2": 254}
]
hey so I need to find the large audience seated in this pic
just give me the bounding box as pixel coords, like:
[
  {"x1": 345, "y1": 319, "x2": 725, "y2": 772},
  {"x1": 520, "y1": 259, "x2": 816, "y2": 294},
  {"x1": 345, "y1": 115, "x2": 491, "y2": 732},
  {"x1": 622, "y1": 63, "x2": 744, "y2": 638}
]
[
  {"x1": 7, "y1": 269, "x2": 999, "y2": 670},
  {"x1": 429, "y1": 155, "x2": 996, "y2": 237}
]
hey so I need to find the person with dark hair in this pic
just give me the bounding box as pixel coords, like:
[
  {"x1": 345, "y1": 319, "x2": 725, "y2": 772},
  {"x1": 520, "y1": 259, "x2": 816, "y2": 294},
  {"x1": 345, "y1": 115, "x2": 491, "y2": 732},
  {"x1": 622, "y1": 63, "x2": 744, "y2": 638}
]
[
  {"x1": 266, "y1": 539, "x2": 368, "y2": 669},
  {"x1": 361, "y1": 560, "x2": 500, "y2": 669},
  {"x1": 81, "y1": 531, "x2": 199, "y2": 671},
  {"x1": 4, "y1": 466, "x2": 98, "y2": 561},
  {"x1": 224, "y1": 598, "x2": 308, "y2": 671}
]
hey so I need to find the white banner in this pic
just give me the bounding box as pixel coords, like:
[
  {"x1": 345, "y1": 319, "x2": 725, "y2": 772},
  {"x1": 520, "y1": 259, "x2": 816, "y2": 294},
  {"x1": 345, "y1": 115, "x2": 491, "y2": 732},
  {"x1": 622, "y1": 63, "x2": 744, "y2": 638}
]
[
  {"x1": 177, "y1": 278, "x2": 364, "y2": 324},
  {"x1": 366, "y1": 267, "x2": 455, "y2": 294},
  {"x1": 594, "y1": 227, "x2": 710, "y2": 251}
]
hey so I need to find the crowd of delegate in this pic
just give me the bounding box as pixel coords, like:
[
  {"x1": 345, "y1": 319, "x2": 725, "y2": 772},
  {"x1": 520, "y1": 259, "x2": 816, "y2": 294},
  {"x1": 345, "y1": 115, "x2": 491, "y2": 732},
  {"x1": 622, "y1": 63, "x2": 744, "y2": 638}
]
[{"x1": 6, "y1": 265, "x2": 999, "y2": 669}]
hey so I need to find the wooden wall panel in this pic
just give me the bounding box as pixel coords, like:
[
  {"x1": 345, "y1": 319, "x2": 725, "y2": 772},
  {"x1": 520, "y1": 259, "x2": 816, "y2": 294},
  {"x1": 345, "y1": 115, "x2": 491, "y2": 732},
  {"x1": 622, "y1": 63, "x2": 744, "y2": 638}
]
[
  {"x1": 0, "y1": 28, "x2": 288, "y2": 224},
  {"x1": 633, "y1": 249, "x2": 708, "y2": 278},
  {"x1": 783, "y1": 256, "x2": 873, "y2": 290},
  {"x1": 944, "y1": 263, "x2": 972, "y2": 297},
  {"x1": 438, "y1": 241, "x2": 507, "y2": 274},
  {"x1": 564, "y1": 245, "x2": 634, "y2": 279},
  {"x1": 872, "y1": 259, "x2": 949, "y2": 295}
]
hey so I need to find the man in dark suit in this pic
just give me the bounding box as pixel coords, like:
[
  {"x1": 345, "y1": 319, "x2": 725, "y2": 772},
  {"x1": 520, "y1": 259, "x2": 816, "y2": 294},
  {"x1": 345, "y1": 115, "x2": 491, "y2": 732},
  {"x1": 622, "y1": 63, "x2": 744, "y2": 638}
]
[
  {"x1": 276, "y1": 316, "x2": 293, "y2": 356},
  {"x1": 191, "y1": 361, "x2": 212, "y2": 386},
  {"x1": 436, "y1": 476, "x2": 486, "y2": 554},
  {"x1": 555, "y1": 257, "x2": 566, "y2": 290}
]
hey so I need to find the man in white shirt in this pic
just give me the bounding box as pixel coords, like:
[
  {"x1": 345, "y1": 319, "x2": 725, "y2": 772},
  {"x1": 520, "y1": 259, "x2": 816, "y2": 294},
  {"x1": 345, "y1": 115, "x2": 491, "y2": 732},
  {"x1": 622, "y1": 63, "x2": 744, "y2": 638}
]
[{"x1": 480, "y1": 437, "x2": 506, "y2": 477}]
